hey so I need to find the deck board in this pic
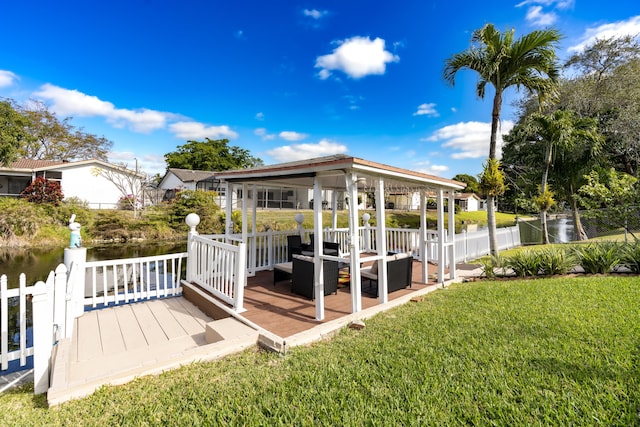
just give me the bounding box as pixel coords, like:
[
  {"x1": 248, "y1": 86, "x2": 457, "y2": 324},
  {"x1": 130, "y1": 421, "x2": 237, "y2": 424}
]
[
  {"x1": 130, "y1": 302, "x2": 168, "y2": 345},
  {"x1": 146, "y1": 299, "x2": 187, "y2": 340},
  {"x1": 162, "y1": 298, "x2": 206, "y2": 335},
  {"x1": 76, "y1": 312, "x2": 103, "y2": 361},
  {"x1": 115, "y1": 305, "x2": 148, "y2": 351},
  {"x1": 97, "y1": 308, "x2": 126, "y2": 356}
]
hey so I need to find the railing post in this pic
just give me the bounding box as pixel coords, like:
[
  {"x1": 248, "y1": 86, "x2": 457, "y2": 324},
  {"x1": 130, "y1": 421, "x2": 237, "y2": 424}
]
[
  {"x1": 185, "y1": 213, "x2": 200, "y2": 282},
  {"x1": 267, "y1": 229, "x2": 273, "y2": 268},
  {"x1": 64, "y1": 247, "x2": 87, "y2": 322},
  {"x1": 234, "y1": 242, "x2": 247, "y2": 313},
  {"x1": 31, "y1": 275, "x2": 54, "y2": 394}
]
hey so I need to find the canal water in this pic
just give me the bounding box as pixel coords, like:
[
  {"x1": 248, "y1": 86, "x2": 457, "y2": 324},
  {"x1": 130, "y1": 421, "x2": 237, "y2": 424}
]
[
  {"x1": 0, "y1": 241, "x2": 187, "y2": 288},
  {"x1": 517, "y1": 217, "x2": 575, "y2": 245}
]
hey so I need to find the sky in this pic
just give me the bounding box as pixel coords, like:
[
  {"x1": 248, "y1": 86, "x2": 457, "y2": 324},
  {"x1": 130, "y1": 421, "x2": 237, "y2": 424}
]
[{"x1": 1, "y1": 1, "x2": 639, "y2": 179}]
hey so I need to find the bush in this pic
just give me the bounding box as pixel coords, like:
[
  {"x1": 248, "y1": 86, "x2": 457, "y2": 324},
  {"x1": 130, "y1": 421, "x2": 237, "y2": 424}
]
[
  {"x1": 503, "y1": 250, "x2": 542, "y2": 277},
  {"x1": 20, "y1": 177, "x2": 64, "y2": 205},
  {"x1": 539, "y1": 247, "x2": 576, "y2": 276},
  {"x1": 572, "y1": 243, "x2": 620, "y2": 274},
  {"x1": 619, "y1": 241, "x2": 640, "y2": 273},
  {"x1": 167, "y1": 190, "x2": 223, "y2": 233}
]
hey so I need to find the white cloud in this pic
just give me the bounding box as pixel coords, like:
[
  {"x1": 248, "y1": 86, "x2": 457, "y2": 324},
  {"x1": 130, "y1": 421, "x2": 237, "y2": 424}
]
[
  {"x1": 254, "y1": 127, "x2": 275, "y2": 141},
  {"x1": 279, "y1": 131, "x2": 308, "y2": 141},
  {"x1": 303, "y1": 9, "x2": 327, "y2": 19},
  {"x1": 267, "y1": 139, "x2": 347, "y2": 162},
  {"x1": 315, "y1": 36, "x2": 399, "y2": 79},
  {"x1": 33, "y1": 83, "x2": 172, "y2": 133},
  {"x1": 413, "y1": 103, "x2": 439, "y2": 117},
  {"x1": 412, "y1": 160, "x2": 449, "y2": 176},
  {"x1": 569, "y1": 15, "x2": 640, "y2": 53},
  {"x1": 169, "y1": 121, "x2": 238, "y2": 139},
  {"x1": 255, "y1": 112, "x2": 265, "y2": 121},
  {"x1": 516, "y1": 0, "x2": 574, "y2": 9},
  {"x1": 424, "y1": 121, "x2": 515, "y2": 160},
  {"x1": 0, "y1": 70, "x2": 17, "y2": 88},
  {"x1": 525, "y1": 6, "x2": 557, "y2": 26}
]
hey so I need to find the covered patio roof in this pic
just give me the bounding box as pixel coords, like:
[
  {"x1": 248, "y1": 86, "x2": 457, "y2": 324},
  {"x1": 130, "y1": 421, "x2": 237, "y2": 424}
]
[
  {"x1": 216, "y1": 154, "x2": 465, "y2": 192},
  {"x1": 216, "y1": 155, "x2": 465, "y2": 321}
]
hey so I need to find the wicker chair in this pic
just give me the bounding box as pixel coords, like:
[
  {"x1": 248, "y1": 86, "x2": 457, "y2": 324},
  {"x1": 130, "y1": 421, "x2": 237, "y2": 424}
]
[
  {"x1": 291, "y1": 255, "x2": 338, "y2": 300},
  {"x1": 287, "y1": 235, "x2": 303, "y2": 262},
  {"x1": 360, "y1": 254, "x2": 413, "y2": 296}
]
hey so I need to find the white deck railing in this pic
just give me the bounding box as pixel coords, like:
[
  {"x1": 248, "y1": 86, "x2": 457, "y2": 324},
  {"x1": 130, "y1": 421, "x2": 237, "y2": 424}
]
[
  {"x1": 187, "y1": 234, "x2": 246, "y2": 312},
  {"x1": 84, "y1": 252, "x2": 187, "y2": 308}
]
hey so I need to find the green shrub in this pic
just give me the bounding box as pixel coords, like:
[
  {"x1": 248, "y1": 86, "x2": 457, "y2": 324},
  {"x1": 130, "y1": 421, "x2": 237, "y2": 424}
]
[
  {"x1": 479, "y1": 255, "x2": 502, "y2": 279},
  {"x1": 167, "y1": 190, "x2": 224, "y2": 234},
  {"x1": 539, "y1": 247, "x2": 577, "y2": 275},
  {"x1": 572, "y1": 243, "x2": 620, "y2": 274},
  {"x1": 503, "y1": 250, "x2": 542, "y2": 277},
  {"x1": 619, "y1": 241, "x2": 640, "y2": 273}
]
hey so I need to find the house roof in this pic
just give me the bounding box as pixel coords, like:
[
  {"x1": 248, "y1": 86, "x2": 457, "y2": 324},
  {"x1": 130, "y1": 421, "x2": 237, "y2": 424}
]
[
  {"x1": 0, "y1": 158, "x2": 145, "y2": 178},
  {"x1": 165, "y1": 168, "x2": 217, "y2": 183},
  {"x1": 216, "y1": 154, "x2": 466, "y2": 191},
  {"x1": 455, "y1": 193, "x2": 481, "y2": 200}
]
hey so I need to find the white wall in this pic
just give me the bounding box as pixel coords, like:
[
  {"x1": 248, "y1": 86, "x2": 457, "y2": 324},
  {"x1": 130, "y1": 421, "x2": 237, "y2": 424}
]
[{"x1": 61, "y1": 164, "x2": 131, "y2": 209}]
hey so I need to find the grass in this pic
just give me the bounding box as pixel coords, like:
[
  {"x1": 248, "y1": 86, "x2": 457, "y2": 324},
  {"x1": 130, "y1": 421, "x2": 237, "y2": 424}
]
[{"x1": 2, "y1": 276, "x2": 638, "y2": 425}]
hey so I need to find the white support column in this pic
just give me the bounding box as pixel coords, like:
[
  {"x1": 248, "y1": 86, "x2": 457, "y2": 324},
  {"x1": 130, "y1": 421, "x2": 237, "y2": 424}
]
[
  {"x1": 346, "y1": 172, "x2": 362, "y2": 313},
  {"x1": 437, "y1": 189, "x2": 445, "y2": 285},
  {"x1": 375, "y1": 178, "x2": 388, "y2": 304},
  {"x1": 448, "y1": 191, "x2": 457, "y2": 280},
  {"x1": 250, "y1": 184, "x2": 257, "y2": 275},
  {"x1": 313, "y1": 177, "x2": 325, "y2": 320},
  {"x1": 331, "y1": 190, "x2": 338, "y2": 232},
  {"x1": 419, "y1": 191, "x2": 428, "y2": 283},
  {"x1": 225, "y1": 181, "x2": 233, "y2": 239}
]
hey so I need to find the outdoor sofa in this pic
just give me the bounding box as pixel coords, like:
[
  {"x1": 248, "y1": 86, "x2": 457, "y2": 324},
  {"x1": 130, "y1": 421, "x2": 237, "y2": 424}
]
[{"x1": 360, "y1": 252, "x2": 413, "y2": 296}]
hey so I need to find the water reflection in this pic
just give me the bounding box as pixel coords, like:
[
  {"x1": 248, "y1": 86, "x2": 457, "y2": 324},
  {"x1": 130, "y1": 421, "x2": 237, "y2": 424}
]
[
  {"x1": 0, "y1": 241, "x2": 187, "y2": 288},
  {"x1": 518, "y1": 217, "x2": 574, "y2": 244}
]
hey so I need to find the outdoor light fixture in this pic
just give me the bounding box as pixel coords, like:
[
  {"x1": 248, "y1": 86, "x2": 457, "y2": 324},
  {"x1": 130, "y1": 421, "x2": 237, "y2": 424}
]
[
  {"x1": 294, "y1": 213, "x2": 304, "y2": 225},
  {"x1": 362, "y1": 213, "x2": 371, "y2": 223}
]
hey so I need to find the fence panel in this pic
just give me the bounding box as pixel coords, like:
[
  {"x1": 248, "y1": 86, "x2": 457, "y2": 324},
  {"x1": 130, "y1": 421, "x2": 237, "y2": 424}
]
[
  {"x1": 84, "y1": 253, "x2": 187, "y2": 308},
  {"x1": 0, "y1": 274, "x2": 35, "y2": 373},
  {"x1": 189, "y1": 235, "x2": 245, "y2": 308}
]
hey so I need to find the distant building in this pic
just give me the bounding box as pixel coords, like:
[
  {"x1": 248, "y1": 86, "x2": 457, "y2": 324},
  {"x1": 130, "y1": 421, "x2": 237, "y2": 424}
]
[
  {"x1": 0, "y1": 159, "x2": 143, "y2": 209},
  {"x1": 454, "y1": 193, "x2": 483, "y2": 212}
]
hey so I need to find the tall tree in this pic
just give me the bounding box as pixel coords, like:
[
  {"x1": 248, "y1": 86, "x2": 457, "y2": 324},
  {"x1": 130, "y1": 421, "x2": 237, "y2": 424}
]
[
  {"x1": 164, "y1": 138, "x2": 263, "y2": 171},
  {"x1": 20, "y1": 101, "x2": 112, "y2": 161},
  {"x1": 0, "y1": 99, "x2": 32, "y2": 165},
  {"x1": 92, "y1": 162, "x2": 149, "y2": 219},
  {"x1": 451, "y1": 173, "x2": 480, "y2": 194},
  {"x1": 515, "y1": 110, "x2": 602, "y2": 243},
  {"x1": 444, "y1": 24, "x2": 561, "y2": 256},
  {"x1": 562, "y1": 36, "x2": 640, "y2": 176}
]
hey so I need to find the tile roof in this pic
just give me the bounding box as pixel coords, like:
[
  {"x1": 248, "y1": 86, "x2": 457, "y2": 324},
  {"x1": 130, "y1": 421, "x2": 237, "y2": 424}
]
[{"x1": 8, "y1": 159, "x2": 66, "y2": 169}]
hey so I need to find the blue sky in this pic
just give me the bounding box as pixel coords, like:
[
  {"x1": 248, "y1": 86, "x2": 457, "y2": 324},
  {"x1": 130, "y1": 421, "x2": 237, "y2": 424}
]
[{"x1": 1, "y1": 1, "x2": 638, "y2": 178}]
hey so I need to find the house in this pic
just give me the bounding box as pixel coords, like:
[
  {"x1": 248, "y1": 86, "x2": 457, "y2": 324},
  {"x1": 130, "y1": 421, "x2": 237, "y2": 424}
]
[
  {"x1": 0, "y1": 159, "x2": 144, "y2": 209},
  {"x1": 454, "y1": 193, "x2": 483, "y2": 212}
]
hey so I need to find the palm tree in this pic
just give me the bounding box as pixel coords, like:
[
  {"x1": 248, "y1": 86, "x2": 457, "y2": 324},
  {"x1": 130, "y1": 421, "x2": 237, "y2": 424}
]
[
  {"x1": 527, "y1": 110, "x2": 602, "y2": 243},
  {"x1": 444, "y1": 24, "x2": 561, "y2": 256}
]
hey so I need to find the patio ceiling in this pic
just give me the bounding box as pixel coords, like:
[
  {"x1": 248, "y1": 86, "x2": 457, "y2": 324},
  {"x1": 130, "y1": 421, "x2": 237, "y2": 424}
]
[{"x1": 215, "y1": 155, "x2": 466, "y2": 192}]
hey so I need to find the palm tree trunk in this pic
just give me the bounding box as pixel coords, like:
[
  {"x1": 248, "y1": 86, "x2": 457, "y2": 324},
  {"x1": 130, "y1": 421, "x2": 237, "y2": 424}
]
[
  {"x1": 570, "y1": 187, "x2": 588, "y2": 241},
  {"x1": 540, "y1": 209, "x2": 549, "y2": 244},
  {"x1": 540, "y1": 143, "x2": 552, "y2": 244},
  {"x1": 487, "y1": 195, "x2": 498, "y2": 257}
]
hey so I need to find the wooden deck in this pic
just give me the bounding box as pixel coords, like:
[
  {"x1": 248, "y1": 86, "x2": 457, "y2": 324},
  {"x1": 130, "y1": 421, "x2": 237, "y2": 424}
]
[
  {"x1": 238, "y1": 259, "x2": 440, "y2": 337},
  {"x1": 47, "y1": 259, "x2": 445, "y2": 405}
]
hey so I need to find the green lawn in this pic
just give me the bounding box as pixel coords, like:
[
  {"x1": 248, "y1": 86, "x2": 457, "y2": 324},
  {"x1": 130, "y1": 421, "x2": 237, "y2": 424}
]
[{"x1": 2, "y1": 276, "x2": 638, "y2": 426}]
